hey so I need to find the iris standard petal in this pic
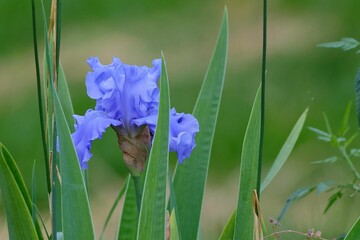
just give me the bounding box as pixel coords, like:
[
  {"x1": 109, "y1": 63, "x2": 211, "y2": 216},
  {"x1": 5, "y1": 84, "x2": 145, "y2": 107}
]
[{"x1": 72, "y1": 109, "x2": 121, "y2": 169}]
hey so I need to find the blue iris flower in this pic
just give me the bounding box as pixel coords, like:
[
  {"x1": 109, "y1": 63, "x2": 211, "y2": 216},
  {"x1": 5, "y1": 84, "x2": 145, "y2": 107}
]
[{"x1": 71, "y1": 57, "x2": 199, "y2": 169}]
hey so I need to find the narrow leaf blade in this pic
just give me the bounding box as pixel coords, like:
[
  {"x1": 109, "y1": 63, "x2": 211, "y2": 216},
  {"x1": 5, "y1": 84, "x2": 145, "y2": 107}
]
[
  {"x1": 261, "y1": 108, "x2": 308, "y2": 192},
  {"x1": 219, "y1": 210, "x2": 235, "y2": 240},
  {"x1": 53, "y1": 88, "x2": 95, "y2": 239},
  {"x1": 118, "y1": 177, "x2": 138, "y2": 240},
  {"x1": 137, "y1": 53, "x2": 170, "y2": 240},
  {"x1": 234, "y1": 86, "x2": 262, "y2": 240},
  {"x1": 172, "y1": 8, "x2": 228, "y2": 240},
  {"x1": 0, "y1": 144, "x2": 39, "y2": 240},
  {"x1": 344, "y1": 217, "x2": 360, "y2": 240}
]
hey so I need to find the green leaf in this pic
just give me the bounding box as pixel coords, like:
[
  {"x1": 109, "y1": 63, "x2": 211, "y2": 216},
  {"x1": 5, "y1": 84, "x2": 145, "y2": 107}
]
[
  {"x1": 137, "y1": 53, "x2": 170, "y2": 240},
  {"x1": 117, "y1": 177, "x2": 139, "y2": 240},
  {"x1": 172, "y1": 8, "x2": 228, "y2": 240},
  {"x1": 0, "y1": 143, "x2": 39, "y2": 240},
  {"x1": 324, "y1": 190, "x2": 343, "y2": 213},
  {"x1": 317, "y1": 38, "x2": 360, "y2": 51},
  {"x1": 261, "y1": 108, "x2": 308, "y2": 192},
  {"x1": 234, "y1": 85, "x2": 261, "y2": 240},
  {"x1": 53, "y1": 87, "x2": 95, "y2": 240},
  {"x1": 339, "y1": 101, "x2": 352, "y2": 136},
  {"x1": 219, "y1": 210, "x2": 235, "y2": 240},
  {"x1": 58, "y1": 63, "x2": 75, "y2": 130},
  {"x1": 99, "y1": 175, "x2": 129, "y2": 240},
  {"x1": 344, "y1": 217, "x2": 360, "y2": 240},
  {"x1": 311, "y1": 156, "x2": 338, "y2": 164}
]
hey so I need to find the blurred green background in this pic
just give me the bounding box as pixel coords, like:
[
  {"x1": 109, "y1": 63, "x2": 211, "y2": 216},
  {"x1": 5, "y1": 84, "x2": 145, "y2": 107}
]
[{"x1": 1, "y1": 0, "x2": 360, "y2": 239}]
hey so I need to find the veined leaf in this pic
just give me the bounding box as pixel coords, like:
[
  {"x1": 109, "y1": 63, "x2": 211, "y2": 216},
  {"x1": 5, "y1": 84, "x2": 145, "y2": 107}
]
[
  {"x1": 261, "y1": 108, "x2": 308, "y2": 192},
  {"x1": 172, "y1": 8, "x2": 228, "y2": 240},
  {"x1": 137, "y1": 53, "x2": 170, "y2": 240},
  {"x1": 118, "y1": 176, "x2": 138, "y2": 240},
  {"x1": 53, "y1": 86, "x2": 95, "y2": 240},
  {"x1": 234, "y1": 85, "x2": 261, "y2": 240},
  {"x1": 344, "y1": 217, "x2": 360, "y2": 240},
  {"x1": 0, "y1": 143, "x2": 40, "y2": 240}
]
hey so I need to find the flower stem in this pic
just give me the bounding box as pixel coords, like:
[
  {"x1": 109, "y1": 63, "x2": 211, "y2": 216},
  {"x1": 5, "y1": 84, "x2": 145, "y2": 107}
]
[{"x1": 132, "y1": 176, "x2": 143, "y2": 213}]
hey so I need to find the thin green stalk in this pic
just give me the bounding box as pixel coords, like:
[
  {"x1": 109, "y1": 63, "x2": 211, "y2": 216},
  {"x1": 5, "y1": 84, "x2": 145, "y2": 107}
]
[
  {"x1": 132, "y1": 176, "x2": 143, "y2": 213},
  {"x1": 52, "y1": 123, "x2": 58, "y2": 240},
  {"x1": 339, "y1": 147, "x2": 360, "y2": 179},
  {"x1": 31, "y1": 0, "x2": 51, "y2": 193},
  {"x1": 257, "y1": 0, "x2": 267, "y2": 197},
  {"x1": 55, "y1": 0, "x2": 61, "y2": 77}
]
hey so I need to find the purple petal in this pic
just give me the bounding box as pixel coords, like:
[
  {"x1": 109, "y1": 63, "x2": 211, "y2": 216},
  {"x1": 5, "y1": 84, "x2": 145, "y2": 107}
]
[
  {"x1": 169, "y1": 108, "x2": 199, "y2": 163},
  {"x1": 72, "y1": 109, "x2": 121, "y2": 169}
]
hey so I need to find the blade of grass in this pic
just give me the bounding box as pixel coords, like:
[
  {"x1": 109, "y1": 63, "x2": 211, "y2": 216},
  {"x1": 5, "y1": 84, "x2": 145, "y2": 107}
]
[
  {"x1": 260, "y1": 108, "x2": 308, "y2": 192},
  {"x1": 0, "y1": 144, "x2": 40, "y2": 240},
  {"x1": 137, "y1": 53, "x2": 170, "y2": 240},
  {"x1": 234, "y1": 85, "x2": 261, "y2": 240},
  {"x1": 172, "y1": 8, "x2": 228, "y2": 240},
  {"x1": 99, "y1": 176, "x2": 129, "y2": 240},
  {"x1": 53, "y1": 85, "x2": 95, "y2": 239}
]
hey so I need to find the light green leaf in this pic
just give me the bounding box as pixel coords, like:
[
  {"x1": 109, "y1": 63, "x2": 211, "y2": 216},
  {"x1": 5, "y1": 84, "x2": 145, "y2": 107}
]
[
  {"x1": 172, "y1": 8, "x2": 228, "y2": 240},
  {"x1": 53, "y1": 87, "x2": 95, "y2": 240},
  {"x1": 170, "y1": 209, "x2": 180, "y2": 240},
  {"x1": 234, "y1": 85, "x2": 261, "y2": 240},
  {"x1": 219, "y1": 210, "x2": 235, "y2": 240},
  {"x1": 58, "y1": 63, "x2": 75, "y2": 130},
  {"x1": 317, "y1": 38, "x2": 360, "y2": 51},
  {"x1": 117, "y1": 177, "x2": 139, "y2": 240},
  {"x1": 137, "y1": 53, "x2": 170, "y2": 240},
  {"x1": 344, "y1": 217, "x2": 360, "y2": 240},
  {"x1": 0, "y1": 143, "x2": 40, "y2": 240},
  {"x1": 261, "y1": 108, "x2": 308, "y2": 192}
]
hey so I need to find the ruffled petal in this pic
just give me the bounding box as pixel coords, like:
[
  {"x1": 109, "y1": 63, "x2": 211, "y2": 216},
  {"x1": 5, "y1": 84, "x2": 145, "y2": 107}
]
[
  {"x1": 72, "y1": 109, "x2": 121, "y2": 169},
  {"x1": 169, "y1": 108, "x2": 199, "y2": 163}
]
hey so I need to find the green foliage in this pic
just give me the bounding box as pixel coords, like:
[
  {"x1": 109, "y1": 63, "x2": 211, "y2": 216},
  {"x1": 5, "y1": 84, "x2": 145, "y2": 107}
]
[
  {"x1": 118, "y1": 177, "x2": 138, "y2": 240},
  {"x1": 172, "y1": 8, "x2": 228, "y2": 240},
  {"x1": 137, "y1": 54, "x2": 170, "y2": 240},
  {"x1": 219, "y1": 211, "x2": 235, "y2": 240},
  {"x1": 317, "y1": 38, "x2": 360, "y2": 52},
  {"x1": 53, "y1": 87, "x2": 95, "y2": 239},
  {"x1": 0, "y1": 143, "x2": 41, "y2": 240},
  {"x1": 345, "y1": 217, "x2": 360, "y2": 240},
  {"x1": 261, "y1": 108, "x2": 308, "y2": 192},
  {"x1": 235, "y1": 85, "x2": 261, "y2": 240}
]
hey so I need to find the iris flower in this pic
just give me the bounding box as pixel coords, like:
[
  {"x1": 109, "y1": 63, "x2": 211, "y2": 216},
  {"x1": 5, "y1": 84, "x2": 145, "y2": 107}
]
[{"x1": 71, "y1": 57, "x2": 199, "y2": 173}]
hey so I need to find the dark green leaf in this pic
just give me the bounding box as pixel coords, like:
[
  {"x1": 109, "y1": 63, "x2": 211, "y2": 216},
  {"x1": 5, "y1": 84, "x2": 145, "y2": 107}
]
[
  {"x1": 137, "y1": 53, "x2": 170, "y2": 240},
  {"x1": 172, "y1": 8, "x2": 228, "y2": 240},
  {"x1": 355, "y1": 69, "x2": 360, "y2": 128},
  {"x1": 324, "y1": 190, "x2": 343, "y2": 213}
]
